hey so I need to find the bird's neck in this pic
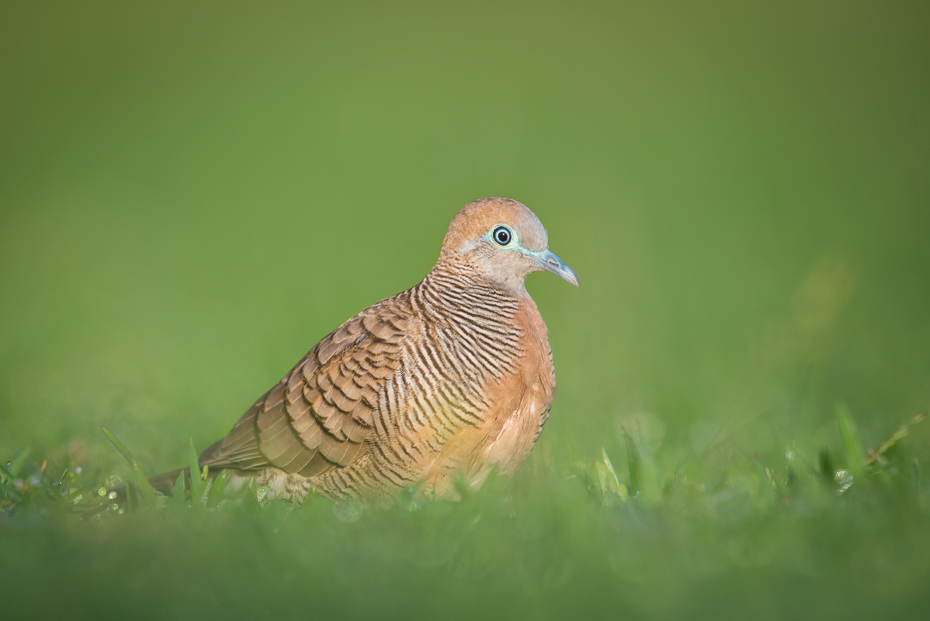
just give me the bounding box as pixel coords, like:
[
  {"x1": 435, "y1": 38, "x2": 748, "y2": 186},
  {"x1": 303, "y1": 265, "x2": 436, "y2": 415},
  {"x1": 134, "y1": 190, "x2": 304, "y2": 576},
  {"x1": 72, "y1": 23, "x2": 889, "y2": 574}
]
[
  {"x1": 426, "y1": 255, "x2": 529, "y2": 299},
  {"x1": 415, "y1": 259, "x2": 529, "y2": 325}
]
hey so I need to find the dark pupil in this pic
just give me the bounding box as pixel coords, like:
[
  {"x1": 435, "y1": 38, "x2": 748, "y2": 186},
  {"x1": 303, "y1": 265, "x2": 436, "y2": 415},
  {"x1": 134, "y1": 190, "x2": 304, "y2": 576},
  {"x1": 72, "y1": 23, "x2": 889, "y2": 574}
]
[{"x1": 494, "y1": 228, "x2": 511, "y2": 245}]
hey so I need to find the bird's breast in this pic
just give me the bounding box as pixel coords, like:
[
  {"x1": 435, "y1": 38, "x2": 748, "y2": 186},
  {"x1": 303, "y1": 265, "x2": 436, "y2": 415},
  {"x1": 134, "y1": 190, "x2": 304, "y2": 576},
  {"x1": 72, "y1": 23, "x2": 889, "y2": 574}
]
[
  {"x1": 417, "y1": 292, "x2": 556, "y2": 494},
  {"x1": 476, "y1": 294, "x2": 555, "y2": 468},
  {"x1": 357, "y1": 284, "x2": 557, "y2": 498}
]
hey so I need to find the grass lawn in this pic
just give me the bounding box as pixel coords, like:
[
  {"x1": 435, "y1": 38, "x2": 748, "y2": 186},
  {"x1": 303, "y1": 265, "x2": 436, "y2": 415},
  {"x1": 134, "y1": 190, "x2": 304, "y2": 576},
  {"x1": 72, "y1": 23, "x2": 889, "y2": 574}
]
[{"x1": 3, "y1": 411, "x2": 930, "y2": 620}]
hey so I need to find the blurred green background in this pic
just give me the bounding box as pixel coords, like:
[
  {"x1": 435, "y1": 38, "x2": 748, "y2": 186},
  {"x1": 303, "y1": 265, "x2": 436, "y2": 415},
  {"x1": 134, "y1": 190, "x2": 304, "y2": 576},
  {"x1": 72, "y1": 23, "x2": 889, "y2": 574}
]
[{"x1": 2, "y1": 1, "x2": 929, "y2": 620}]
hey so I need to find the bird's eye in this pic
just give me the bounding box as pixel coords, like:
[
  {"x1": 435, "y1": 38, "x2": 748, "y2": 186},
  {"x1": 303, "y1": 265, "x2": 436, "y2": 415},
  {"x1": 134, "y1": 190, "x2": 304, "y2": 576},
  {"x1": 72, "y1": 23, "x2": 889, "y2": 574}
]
[{"x1": 492, "y1": 226, "x2": 512, "y2": 246}]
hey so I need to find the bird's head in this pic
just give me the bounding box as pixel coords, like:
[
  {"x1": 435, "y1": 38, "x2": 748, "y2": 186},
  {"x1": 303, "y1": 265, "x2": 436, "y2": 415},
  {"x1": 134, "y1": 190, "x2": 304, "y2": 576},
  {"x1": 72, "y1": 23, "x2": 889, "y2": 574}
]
[{"x1": 439, "y1": 197, "x2": 579, "y2": 292}]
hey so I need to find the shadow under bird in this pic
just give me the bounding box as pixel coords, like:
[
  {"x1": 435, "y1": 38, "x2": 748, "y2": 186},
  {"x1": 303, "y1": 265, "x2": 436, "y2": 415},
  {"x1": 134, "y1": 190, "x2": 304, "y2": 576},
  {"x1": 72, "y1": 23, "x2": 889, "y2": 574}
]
[{"x1": 150, "y1": 197, "x2": 578, "y2": 503}]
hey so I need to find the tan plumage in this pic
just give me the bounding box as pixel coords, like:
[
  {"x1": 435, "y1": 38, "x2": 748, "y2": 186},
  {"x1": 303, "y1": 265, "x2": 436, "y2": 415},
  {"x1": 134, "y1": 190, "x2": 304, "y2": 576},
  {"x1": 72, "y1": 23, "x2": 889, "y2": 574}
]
[{"x1": 154, "y1": 197, "x2": 578, "y2": 504}]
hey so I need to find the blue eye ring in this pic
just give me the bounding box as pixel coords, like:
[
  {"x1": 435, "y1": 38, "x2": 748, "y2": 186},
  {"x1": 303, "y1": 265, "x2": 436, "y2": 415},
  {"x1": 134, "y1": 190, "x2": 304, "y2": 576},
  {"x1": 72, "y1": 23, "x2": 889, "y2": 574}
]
[{"x1": 492, "y1": 226, "x2": 513, "y2": 246}]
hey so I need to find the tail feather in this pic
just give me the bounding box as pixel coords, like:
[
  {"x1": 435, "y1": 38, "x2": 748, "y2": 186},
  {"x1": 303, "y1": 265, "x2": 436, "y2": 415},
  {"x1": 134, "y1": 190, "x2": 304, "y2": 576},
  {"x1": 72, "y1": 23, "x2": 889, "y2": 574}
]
[
  {"x1": 147, "y1": 439, "x2": 234, "y2": 496},
  {"x1": 148, "y1": 468, "x2": 188, "y2": 495},
  {"x1": 148, "y1": 465, "x2": 250, "y2": 497}
]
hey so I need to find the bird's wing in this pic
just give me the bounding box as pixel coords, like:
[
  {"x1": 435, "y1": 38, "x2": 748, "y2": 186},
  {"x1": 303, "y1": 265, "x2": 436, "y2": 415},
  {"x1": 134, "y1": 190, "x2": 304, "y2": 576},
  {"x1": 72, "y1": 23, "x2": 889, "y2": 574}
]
[{"x1": 199, "y1": 301, "x2": 408, "y2": 477}]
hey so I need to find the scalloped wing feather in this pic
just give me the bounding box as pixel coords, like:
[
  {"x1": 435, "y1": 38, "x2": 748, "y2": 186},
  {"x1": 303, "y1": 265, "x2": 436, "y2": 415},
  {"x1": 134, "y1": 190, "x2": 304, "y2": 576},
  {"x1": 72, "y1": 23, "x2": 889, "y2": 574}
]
[{"x1": 198, "y1": 304, "x2": 407, "y2": 475}]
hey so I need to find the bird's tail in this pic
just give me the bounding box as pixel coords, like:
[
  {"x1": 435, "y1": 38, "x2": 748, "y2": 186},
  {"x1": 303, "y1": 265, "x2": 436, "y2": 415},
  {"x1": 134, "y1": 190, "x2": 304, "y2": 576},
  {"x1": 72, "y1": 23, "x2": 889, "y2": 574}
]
[
  {"x1": 147, "y1": 468, "x2": 188, "y2": 495},
  {"x1": 147, "y1": 439, "x2": 227, "y2": 495}
]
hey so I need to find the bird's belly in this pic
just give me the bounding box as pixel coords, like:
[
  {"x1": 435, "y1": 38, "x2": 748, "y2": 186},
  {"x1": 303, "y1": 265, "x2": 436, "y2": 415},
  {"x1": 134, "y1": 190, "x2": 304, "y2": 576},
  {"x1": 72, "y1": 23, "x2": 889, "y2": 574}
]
[{"x1": 411, "y1": 368, "x2": 551, "y2": 498}]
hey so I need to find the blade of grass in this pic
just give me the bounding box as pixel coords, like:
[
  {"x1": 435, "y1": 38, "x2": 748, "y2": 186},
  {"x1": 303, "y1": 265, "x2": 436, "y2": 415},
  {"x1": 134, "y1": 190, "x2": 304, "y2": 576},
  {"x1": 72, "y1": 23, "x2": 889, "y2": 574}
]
[
  {"x1": 0, "y1": 478, "x2": 24, "y2": 501},
  {"x1": 818, "y1": 447, "x2": 835, "y2": 482},
  {"x1": 623, "y1": 427, "x2": 662, "y2": 502},
  {"x1": 836, "y1": 404, "x2": 865, "y2": 475},
  {"x1": 0, "y1": 461, "x2": 14, "y2": 483},
  {"x1": 9, "y1": 448, "x2": 31, "y2": 479},
  {"x1": 623, "y1": 428, "x2": 641, "y2": 496},
  {"x1": 102, "y1": 428, "x2": 134, "y2": 465},
  {"x1": 172, "y1": 471, "x2": 186, "y2": 504},
  {"x1": 596, "y1": 448, "x2": 627, "y2": 502},
  {"x1": 866, "y1": 412, "x2": 925, "y2": 468},
  {"x1": 188, "y1": 438, "x2": 205, "y2": 509},
  {"x1": 101, "y1": 426, "x2": 157, "y2": 508},
  {"x1": 206, "y1": 470, "x2": 229, "y2": 508}
]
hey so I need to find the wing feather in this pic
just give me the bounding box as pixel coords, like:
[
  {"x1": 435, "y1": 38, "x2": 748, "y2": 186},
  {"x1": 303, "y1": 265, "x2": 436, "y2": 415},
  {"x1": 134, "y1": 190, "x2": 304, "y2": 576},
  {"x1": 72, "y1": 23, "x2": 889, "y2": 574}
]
[{"x1": 197, "y1": 300, "x2": 409, "y2": 477}]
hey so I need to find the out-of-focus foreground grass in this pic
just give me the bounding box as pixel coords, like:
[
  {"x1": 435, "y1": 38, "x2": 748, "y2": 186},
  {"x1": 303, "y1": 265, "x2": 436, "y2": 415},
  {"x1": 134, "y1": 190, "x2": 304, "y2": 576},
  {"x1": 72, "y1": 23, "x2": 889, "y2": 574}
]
[
  {"x1": 2, "y1": 411, "x2": 928, "y2": 620},
  {"x1": 2, "y1": 2, "x2": 929, "y2": 619}
]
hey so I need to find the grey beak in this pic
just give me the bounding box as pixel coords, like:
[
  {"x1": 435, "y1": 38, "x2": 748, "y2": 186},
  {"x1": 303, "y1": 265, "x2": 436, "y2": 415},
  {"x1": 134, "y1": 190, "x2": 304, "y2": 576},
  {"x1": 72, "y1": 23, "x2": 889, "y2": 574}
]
[{"x1": 533, "y1": 249, "x2": 579, "y2": 288}]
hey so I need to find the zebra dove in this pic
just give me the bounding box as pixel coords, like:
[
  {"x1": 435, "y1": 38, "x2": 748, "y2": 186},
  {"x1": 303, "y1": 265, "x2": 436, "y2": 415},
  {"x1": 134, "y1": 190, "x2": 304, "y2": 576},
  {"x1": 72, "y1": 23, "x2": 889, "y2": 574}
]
[{"x1": 153, "y1": 197, "x2": 577, "y2": 504}]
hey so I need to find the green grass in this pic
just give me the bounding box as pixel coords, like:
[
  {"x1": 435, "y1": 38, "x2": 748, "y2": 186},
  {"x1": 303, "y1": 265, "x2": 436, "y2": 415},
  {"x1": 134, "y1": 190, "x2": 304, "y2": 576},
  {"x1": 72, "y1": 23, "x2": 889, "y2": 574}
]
[
  {"x1": 2, "y1": 411, "x2": 928, "y2": 620},
  {"x1": 2, "y1": 1, "x2": 930, "y2": 619}
]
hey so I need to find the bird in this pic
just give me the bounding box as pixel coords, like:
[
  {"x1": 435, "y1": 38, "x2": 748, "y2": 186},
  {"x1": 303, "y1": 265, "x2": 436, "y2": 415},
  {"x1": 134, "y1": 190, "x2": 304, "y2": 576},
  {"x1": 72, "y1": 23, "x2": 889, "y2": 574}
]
[{"x1": 150, "y1": 197, "x2": 578, "y2": 504}]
